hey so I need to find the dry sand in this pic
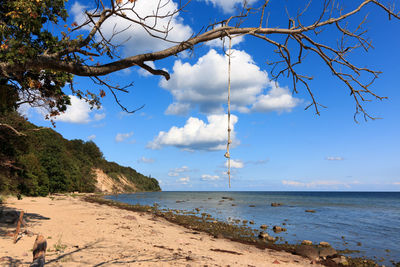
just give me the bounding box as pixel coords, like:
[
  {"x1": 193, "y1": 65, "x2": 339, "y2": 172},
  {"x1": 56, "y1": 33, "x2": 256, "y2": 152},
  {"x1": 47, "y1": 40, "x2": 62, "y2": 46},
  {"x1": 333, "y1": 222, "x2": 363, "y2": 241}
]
[{"x1": 0, "y1": 195, "x2": 321, "y2": 266}]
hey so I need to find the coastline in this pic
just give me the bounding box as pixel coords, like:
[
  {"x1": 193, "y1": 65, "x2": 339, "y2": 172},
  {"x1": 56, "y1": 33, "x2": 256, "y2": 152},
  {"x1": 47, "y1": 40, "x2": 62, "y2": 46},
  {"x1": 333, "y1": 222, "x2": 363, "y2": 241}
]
[{"x1": 0, "y1": 194, "x2": 323, "y2": 266}]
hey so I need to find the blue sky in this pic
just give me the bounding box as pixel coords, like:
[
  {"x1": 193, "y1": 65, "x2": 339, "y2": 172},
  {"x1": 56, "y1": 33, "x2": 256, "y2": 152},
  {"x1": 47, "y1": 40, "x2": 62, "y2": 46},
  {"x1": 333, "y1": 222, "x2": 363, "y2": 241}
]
[{"x1": 22, "y1": 0, "x2": 400, "y2": 191}]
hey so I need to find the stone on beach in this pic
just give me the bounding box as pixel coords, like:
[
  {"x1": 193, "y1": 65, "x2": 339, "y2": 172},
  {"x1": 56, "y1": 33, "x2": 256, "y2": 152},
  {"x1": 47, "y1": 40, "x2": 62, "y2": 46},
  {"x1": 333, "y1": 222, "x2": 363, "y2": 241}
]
[
  {"x1": 271, "y1": 202, "x2": 283, "y2": 207},
  {"x1": 319, "y1": 246, "x2": 337, "y2": 258},
  {"x1": 260, "y1": 224, "x2": 268, "y2": 229},
  {"x1": 295, "y1": 245, "x2": 319, "y2": 260},
  {"x1": 332, "y1": 256, "x2": 349, "y2": 266}
]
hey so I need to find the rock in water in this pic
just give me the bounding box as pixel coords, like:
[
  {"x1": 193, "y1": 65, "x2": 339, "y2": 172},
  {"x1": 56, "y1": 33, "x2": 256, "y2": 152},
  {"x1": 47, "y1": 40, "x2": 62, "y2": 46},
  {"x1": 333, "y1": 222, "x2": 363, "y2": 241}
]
[
  {"x1": 271, "y1": 202, "x2": 282, "y2": 207},
  {"x1": 272, "y1": 226, "x2": 286, "y2": 233},
  {"x1": 301, "y1": 240, "x2": 313, "y2": 245},
  {"x1": 258, "y1": 232, "x2": 276, "y2": 242},
  {"x1": 260, "y1": 224, "x2": 268, "y2": 230},
  {"x1": 258, "y1": 232, "x2": 269, "y2": 239},
  {"x1": 319, "y1": 241, "x2": 330, "y2": 247},
  {"x1": 305, "y1": 209, "x2": 316, "y2": 213}
]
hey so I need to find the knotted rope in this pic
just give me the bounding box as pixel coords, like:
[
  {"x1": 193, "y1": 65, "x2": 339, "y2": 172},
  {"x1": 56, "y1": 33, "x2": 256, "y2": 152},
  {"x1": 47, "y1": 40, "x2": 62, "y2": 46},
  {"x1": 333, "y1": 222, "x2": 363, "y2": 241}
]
[{"x1": 224, "y1": 36, "x2": 233, "y2": 188}]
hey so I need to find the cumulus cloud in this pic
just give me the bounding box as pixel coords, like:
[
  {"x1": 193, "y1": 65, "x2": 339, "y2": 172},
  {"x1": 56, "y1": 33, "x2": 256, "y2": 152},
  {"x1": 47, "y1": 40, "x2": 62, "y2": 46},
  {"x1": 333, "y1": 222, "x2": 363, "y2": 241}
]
[
  {"x1": 115, "y1": 132, "x2": 134, "y2": 142},
  {"x1": 282, "y1": 180, "x2": 360, "y2": 188},
  {"x1": 225, "y1": 159, "x2": 244, "y2": 168},
  {"x1": 168, "y1": 166, "x2": 190, "y2": 177},
  {"x1": 87, "y1": 134, "x2": 96, "y2": 141},
  {"x1": 251, "y1": 86, "x2": 301, "y2": 113},
  {"x1": 326, "y1": 157, "x2": 344, "y2": 161},
  {"x1": 72, "y1": 0, "x2": 192, "y2": 55},
  {"x1": 138, "y1": 157, "x2": 155, "y2": 164},
  {"x1": 202, "y1": 0, "x2": 258, "y2": 13},
  {"x1": 53, "y1": 96, "x2": 94, "y2": 124},
  {"x1": 148, "y1": 114, "x2": 238, "y2": 151},
  {"x1": 160, "y1": 49, "x2": 300, "y2": 115},
  {"x1": 18, "y1": 95, "x2": 105, "y2": 124},
  {"x1": 178, "y1": 177, "x2": 190, "y2": 184},
  {"x1": 201, "y1": 174, "x2": 220, "y2": 181}
]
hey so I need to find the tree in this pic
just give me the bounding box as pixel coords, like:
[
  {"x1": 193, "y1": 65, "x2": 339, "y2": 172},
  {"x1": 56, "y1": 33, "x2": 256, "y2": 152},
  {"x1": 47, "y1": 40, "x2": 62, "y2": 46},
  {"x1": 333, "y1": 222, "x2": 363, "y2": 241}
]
[{"x1": 1, "y1": 0, "x2": 399, "y2": 121}]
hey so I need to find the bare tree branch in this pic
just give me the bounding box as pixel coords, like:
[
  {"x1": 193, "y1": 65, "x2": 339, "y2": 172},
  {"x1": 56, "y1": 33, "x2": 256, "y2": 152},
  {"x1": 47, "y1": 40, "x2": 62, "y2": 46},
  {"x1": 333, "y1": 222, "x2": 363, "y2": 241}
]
[{"x1": 2, "y1": 0, "x2": 400, "y2": 119}]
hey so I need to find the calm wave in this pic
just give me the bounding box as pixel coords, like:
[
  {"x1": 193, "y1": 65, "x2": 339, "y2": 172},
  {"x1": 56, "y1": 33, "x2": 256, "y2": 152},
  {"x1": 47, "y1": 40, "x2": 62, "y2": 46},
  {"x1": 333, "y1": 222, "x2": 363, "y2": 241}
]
[{"x1": 106, "y1": 191, "x2": 400, "y2": 264}]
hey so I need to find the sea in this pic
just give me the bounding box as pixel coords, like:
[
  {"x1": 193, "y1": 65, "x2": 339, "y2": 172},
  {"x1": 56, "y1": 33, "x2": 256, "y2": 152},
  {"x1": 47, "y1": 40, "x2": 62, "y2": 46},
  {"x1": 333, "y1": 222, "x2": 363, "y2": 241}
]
[{"x1": 105, "y1": 191, "x2": 400, "y2": 265}]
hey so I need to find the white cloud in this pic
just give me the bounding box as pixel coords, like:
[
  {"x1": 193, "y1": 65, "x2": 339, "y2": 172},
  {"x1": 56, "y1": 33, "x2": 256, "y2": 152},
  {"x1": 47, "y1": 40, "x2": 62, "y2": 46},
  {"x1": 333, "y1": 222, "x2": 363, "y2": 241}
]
[
  {"x1": 138, "y1": 157, "x2": 155, "y2": 163},
  {"x1": 148, "y1": 114, "x2": 238, "y2": 151},
  {"x1": 201, "y1": 174, "x2": 220, "y2": 181},
  {"x1": 326, "y1": 157, "x2": 344, "y2": 161},
  {"x1": 87, "y1": 134, "x2": 96, "y2": 141},
  {"x1": 225, "y1": 159, "x2": 244, "y2": 168},
  {"x1": 53, "y1": 95, "x2": 92, "y2": 124},
  {"x1": 282, "y1": 180, "x2": 360, "y2": 188},
  {"x1": 393, "y1": 182, "x2": 400, "y2": 185},
  {"x1": 94, "y1": 113, "x2": 106, "y2": 121},
  {"x1": 251, "y1": 86, "x2": 301, "y2": 113},
  {"x1": 72, "y1": 0, "x2": 192, "y2": 55},
  {"x1": 178, "y1": 176, "x2": 190, "y2": 184},
  {"x1": 168, "y1": 166, "x2": 189, "y2": 177},
  {"x1": 115, "y1": 132, "x2": 134, "y2": 142},
  {"x1": 202, "y1": 0, "x2": 258, "y2": 13},
  {"x1": 160, "y1": 49, "x2": 300, "y2": 115},
  {"x1": 18, "y1": 95, "x2": 104, "y2": 124},
  {"x1": 282, "y1": 180, "x2": 304, "y2": 187},
  {"x1": 165, "y1": 103, "x2": 191, "y2": 116}
]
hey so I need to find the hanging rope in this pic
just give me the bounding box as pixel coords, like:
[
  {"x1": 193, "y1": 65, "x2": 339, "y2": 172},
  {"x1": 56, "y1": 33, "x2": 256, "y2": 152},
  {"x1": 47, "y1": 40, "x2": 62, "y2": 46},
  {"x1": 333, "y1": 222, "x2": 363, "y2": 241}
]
[{"x1": 224, "y1": 36, "x2": 232, "y2": 188}]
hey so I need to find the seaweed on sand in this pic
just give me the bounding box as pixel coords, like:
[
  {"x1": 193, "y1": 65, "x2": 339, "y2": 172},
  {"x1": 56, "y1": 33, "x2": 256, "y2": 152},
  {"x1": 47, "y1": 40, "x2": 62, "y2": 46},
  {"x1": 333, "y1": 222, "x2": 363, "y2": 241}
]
[{"x1": 84, "y1": 195, "x2": 384, "y2": 267}]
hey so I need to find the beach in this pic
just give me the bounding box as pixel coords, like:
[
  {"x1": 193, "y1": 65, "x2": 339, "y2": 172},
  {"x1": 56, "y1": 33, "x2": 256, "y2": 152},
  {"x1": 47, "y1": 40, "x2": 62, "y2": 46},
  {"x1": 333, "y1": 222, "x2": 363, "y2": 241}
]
[{"x1": 0, "y1": 195, "x2": 322, "y2": 266}]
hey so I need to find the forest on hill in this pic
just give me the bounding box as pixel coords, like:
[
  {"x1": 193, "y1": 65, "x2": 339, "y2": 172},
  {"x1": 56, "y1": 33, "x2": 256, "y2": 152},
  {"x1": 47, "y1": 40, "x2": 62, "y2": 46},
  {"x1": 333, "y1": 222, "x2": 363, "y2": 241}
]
[{"x1": 0, "y1": 112, "x2": 161, "y2": 196}]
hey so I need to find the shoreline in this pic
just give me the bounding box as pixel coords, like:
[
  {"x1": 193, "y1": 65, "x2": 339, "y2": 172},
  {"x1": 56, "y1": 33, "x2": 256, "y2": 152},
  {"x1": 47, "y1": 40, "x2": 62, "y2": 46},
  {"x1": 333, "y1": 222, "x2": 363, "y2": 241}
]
[
  {"x1": 0, "y1": 194, "x2": 321, "y2": 266},
  {"x1": 0, "y1": 194, "x2": 378, "y2": 266}
]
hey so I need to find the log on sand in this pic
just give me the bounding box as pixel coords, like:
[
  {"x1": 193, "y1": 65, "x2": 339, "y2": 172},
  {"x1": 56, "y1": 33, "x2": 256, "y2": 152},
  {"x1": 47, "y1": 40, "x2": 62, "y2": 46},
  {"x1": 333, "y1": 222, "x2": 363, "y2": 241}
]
[{"x1": 30, "y1": 235, "x2": 47, "y2": 267}]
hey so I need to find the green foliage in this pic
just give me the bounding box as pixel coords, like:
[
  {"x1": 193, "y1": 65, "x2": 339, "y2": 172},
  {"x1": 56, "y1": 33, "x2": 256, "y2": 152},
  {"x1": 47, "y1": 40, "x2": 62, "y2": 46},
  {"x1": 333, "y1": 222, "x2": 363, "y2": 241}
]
[
  {"x1": 0, "y1": 112, "x2": 161, "y2": 195},
  {"x1": 0, "y1": 0, "x2": 74, "y2": 116}
]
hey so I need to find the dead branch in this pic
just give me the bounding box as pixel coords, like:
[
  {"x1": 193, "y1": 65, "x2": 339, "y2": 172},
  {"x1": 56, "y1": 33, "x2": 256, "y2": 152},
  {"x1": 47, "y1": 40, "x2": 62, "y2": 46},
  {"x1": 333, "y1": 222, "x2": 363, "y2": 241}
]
[
  {"x1": 0, "y1": 123, "x2": 27, "y2": 136},
  {"x1": 2, "y1": 0, "x2": 400, "y2": 119},
  {"x1": 13, "y1": 211, "x2": 24, "y2": 243}
]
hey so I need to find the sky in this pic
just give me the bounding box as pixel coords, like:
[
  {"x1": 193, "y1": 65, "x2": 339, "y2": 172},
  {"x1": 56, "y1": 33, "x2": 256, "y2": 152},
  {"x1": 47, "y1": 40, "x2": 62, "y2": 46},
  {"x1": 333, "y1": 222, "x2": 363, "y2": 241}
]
[{"x1": 21, "y1": 0, "x2": 400, "y2": 191}]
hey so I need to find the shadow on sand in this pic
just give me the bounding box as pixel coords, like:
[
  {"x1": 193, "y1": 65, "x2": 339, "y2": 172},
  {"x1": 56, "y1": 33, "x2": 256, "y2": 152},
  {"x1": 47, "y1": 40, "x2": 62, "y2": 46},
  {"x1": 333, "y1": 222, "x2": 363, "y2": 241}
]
[{"x1": 0, "y1": 205, "x2": 50, "y2": 237}]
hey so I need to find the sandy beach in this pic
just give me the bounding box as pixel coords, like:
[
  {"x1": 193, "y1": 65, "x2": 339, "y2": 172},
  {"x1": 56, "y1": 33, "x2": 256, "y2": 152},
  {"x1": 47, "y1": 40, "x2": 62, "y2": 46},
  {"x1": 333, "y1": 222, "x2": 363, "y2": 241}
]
[{"x1": 0, "y1": 195, "x2": 322, "y2": 266}]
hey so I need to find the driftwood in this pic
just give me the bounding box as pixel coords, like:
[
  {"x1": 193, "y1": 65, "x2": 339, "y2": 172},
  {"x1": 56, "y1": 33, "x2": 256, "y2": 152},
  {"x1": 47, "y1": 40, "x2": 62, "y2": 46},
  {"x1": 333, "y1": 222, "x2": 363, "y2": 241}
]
[
  {"x1": 30, "y1": 235, "x2": 47, "y2": 267},
  {"x1": 13, "y1": 211, "x2": 24, "y2": 243}
]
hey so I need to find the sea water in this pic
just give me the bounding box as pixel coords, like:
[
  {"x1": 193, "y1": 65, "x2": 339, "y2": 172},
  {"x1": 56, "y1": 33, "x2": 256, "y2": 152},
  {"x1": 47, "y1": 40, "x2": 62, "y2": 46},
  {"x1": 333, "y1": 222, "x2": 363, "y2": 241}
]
[{"x1": 106, "y1": 191, "x2": 400, "y2": 265}]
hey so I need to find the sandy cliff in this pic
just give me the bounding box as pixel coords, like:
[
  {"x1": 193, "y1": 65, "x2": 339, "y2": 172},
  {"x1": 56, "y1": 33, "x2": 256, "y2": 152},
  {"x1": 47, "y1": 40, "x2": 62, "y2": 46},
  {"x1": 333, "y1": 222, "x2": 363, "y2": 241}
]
[{"x1": 94, "y1": 168, "x2": 137, "y2": 193}]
